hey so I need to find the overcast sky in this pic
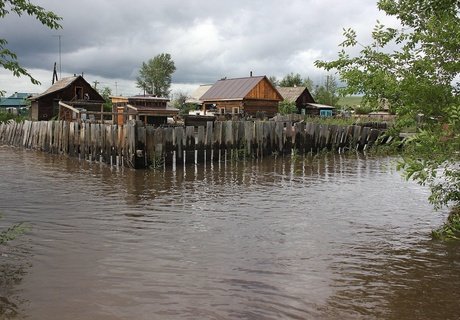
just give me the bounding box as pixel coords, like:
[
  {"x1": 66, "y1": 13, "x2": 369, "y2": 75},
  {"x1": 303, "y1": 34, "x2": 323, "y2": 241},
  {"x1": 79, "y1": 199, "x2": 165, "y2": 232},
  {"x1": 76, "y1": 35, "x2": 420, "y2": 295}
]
[{"x1": 0, "y1": 0, "x2": 398, "y2": 97}]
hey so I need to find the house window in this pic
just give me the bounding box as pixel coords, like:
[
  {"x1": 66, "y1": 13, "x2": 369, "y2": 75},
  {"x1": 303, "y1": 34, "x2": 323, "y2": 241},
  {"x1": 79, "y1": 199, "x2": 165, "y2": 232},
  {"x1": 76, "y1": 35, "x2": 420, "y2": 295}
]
[
  {"x1": 232, "y1": 107, "x2": 240, "y2": 114},
  {"x1": 320, "y1": 109, "x2": 333, "y2": 117},
  {"x1": 75, "y1": 87, "x2": 83, "y2": 100}
]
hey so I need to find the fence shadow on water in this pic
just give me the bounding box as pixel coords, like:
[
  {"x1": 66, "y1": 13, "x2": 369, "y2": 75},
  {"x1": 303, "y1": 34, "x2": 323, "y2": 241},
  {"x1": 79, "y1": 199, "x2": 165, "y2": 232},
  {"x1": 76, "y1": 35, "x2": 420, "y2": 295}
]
[{"x1": 0, "y1": 120, "x2": 383, "y2": 169}]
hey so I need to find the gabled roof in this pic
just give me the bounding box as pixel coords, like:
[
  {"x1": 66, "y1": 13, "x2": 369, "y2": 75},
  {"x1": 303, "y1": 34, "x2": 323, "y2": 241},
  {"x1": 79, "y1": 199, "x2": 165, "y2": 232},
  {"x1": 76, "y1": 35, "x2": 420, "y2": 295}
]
[
  {"x1": 0, "y1": 92, "x2": 31, "y2": 107},
  {"x1": 8, "y1": 92, "x2": 31, "y2": 99},
  {"x1": 277, "y1": 86, "x2": 310, "y2": 102},
  {"x1": 29, "y1": 76, "x2": 99, "y2": 101},
  {"x1": 200, "y1": 76, "x2": 267, "y2": 101},
  {"x1": 186, "y1": 84, "x2": 212, "y2": 104}
]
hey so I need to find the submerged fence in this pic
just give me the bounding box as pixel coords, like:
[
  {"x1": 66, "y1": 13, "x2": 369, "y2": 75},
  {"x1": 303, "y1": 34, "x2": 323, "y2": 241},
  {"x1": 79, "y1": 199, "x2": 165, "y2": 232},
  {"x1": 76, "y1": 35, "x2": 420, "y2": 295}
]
[{"x1": 0, "y1": 120, "x2": 383, "y2": 169}]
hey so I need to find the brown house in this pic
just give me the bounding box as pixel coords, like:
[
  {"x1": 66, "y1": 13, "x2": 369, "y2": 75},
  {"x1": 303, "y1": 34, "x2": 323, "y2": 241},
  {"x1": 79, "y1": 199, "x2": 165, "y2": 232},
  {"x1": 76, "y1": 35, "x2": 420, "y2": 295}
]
[
  {"x1": 277, "y1": 86, "x2": 335, "y2": 117},
  {"x1": 277, "y1": 86, "x2": 315, "y2": 113},
  {"x1": 200, "y1": 76, "x2": 283, "y2": 117},
  {"x1": 112, "y1": 95, "x2": 179, "y2": 126},
  {"x1": 29, "y1": 75, "x2": 104, "y2": 121}
]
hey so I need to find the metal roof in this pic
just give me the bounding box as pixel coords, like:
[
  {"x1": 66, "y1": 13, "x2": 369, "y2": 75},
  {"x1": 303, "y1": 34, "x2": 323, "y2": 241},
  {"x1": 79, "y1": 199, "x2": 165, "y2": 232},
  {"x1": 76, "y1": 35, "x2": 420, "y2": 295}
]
[
  {"x1": 306, "y1": 103, "x2": 335, "y2": 109},
  {"x1": 200, "y1": 76, "x2": 266, "y2": 101},
  {"x1": 0, "y1": 93, "x2": 31, "y2": 107}
]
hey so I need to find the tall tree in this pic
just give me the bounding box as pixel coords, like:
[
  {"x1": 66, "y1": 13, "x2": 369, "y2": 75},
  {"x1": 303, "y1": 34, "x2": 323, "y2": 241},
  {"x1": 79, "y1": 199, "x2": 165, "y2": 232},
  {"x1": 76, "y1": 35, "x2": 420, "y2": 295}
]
[
  {"x1": 279, "y1": 72, "x2": 314, "y2": 91},
  {"x1": 268, "y1": 75, "x2": 279, "y2": 87},
  {"x1": 279, "y1": 72, "x2": 304, "y2": 87},
  {"x1": 315, "y1": 0, "x2": 460, "y2": 214},
  {"x1": 98, "y1": 86, "x2": 113, "y2": 111},
  {"x1": 313, "y1": 75, "x2": 339, "y2": 106},
  {"x1": 0, "y1": 1, "x2": 62, "y2": 95},
  {"x1": 136, "y1": 53, "x2": 176, "y2": 97}
]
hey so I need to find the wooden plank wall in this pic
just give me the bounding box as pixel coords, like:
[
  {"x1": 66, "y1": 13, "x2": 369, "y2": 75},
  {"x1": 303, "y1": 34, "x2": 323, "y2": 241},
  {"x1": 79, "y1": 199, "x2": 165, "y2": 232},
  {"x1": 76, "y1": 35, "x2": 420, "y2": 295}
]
[{"x1": 0, "y1": 119, "x2": 383, "y2": 169}]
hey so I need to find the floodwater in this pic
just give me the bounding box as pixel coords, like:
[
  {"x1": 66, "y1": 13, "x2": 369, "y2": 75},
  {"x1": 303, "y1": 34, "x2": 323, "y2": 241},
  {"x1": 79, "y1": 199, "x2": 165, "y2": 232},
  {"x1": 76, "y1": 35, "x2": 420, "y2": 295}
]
[{"x1": 0, "y1": 146, "x2": 459, "y2": 320}]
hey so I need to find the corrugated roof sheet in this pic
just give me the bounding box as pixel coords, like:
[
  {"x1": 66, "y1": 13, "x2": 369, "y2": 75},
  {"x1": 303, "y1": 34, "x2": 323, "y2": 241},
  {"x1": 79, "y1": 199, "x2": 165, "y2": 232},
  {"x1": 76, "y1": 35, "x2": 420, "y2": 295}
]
[
  {"x1": 306, "y1": 103, "x2": 335, "y2": 109},
  {"x1": 30, "y1": 76, "x2": 79, "y2": 100},
  {"x1": 0, "y1": 92, "x2": 31, "y2": 107},
  {"x1": 200, "y1": 76, "x2": 265, "y2": 101},
  {"x1": 0, "y1": 98, "x2": 28, "y2": 107}
]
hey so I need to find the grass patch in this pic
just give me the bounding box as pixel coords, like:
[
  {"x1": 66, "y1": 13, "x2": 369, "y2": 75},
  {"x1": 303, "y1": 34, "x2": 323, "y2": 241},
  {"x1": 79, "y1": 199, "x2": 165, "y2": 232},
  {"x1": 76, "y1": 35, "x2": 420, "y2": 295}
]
[{"x1": 338, "y1": 95, "x2": 363, "y2": 107}]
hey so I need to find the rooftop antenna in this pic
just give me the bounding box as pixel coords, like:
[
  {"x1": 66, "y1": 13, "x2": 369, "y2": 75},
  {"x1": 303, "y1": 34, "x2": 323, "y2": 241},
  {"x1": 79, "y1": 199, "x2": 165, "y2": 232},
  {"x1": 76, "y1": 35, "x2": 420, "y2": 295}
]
[
  {"x1": 52, "y1": 62, "x2": 58, "y2": 84},
  {"x1": 52, "y1": 35, "x2": 62, "y2": 78}
]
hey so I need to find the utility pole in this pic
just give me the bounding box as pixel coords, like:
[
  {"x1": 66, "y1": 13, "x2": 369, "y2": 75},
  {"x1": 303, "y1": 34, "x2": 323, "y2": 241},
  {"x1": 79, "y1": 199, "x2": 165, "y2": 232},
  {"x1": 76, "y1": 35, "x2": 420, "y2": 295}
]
[
  {"x1": 115, "y1": 82, "x2": 118, "y2": 96},
  {"x1": 93, "y1": 80, "x2": 100, "y2": 89}
]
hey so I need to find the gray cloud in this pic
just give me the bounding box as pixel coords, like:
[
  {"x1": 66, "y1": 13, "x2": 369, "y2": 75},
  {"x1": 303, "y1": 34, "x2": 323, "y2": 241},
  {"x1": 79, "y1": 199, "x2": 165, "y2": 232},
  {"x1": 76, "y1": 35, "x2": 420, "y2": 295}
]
[{"x1": 0, "y1": 0, "x2": 398, "y2": 95}]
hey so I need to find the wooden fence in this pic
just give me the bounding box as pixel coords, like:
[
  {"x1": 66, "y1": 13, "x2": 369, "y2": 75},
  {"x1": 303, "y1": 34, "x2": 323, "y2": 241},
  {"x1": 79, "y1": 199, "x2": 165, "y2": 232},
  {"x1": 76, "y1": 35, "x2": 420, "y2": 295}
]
[{"x1": 0, "y1": 120, "x2": 383, "y2": 169}]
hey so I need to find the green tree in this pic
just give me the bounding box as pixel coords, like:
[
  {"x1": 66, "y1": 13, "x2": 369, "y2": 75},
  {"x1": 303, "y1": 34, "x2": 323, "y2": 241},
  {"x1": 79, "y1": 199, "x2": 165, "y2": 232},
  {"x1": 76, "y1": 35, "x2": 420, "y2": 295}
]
[
  {"x1": 279, "y1": 72, "x2": 304, "y2": 87},
  {"x1": 0, "y1": 1, "x2": 62, "y2": 95},
  {"x1": 279, "y1": 73, "x2": 314, "y2": 92},
  {"x1": 136, "y1": 53, "x2": 176, "y2": 97},
  {"x1": 98, "y1": 86, "x2": 113, "y2": 112},
  {"x1": 313, "y1": 75, "x2": 339, "y2": 106},
  {"x1": 268, "y1": 75, "x2": 279, "y2": 86},
  {"x1": 171, "y1": 90, "x2": 193, "y2": 115},
  {"x1": 315, "y1": 0, "x2": 460, "y2": 228},
  {"x1": 278, "y1": 100, "x2": 297, "y2": 115},
  {"x1": 303, "y1": 76, "x2": 314, "y2": 92}
]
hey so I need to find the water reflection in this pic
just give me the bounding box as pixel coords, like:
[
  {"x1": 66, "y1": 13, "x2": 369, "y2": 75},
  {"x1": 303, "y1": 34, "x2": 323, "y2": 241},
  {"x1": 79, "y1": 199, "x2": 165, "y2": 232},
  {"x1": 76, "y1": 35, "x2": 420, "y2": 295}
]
[
  {"x1": 0, "y1": 147, "x2": 455, "y2": 319},
  {"x1": 0, "y1": 244, "x2": 30, "y2": 319}
]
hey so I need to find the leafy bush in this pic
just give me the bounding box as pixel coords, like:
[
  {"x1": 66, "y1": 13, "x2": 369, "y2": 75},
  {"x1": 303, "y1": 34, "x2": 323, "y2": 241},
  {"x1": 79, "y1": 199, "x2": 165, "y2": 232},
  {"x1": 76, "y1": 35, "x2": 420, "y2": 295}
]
[
  {"x1": 354, "y1": 104, "x2": 373, "y2": 114},
  {"x1": 0, "y1": 112, "x2": 26, "y2": 123},
  {"x1": 432, "y1": 207, "x2": 460, "y2": 241},
  {"x1": 278, "y1": 100, "x2": 297, "y2": 115}
]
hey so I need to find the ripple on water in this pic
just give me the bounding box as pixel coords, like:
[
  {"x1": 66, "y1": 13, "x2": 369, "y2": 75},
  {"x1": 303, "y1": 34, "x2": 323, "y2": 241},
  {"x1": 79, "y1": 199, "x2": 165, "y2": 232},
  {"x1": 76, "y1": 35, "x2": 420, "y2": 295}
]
[{"x1": 0, "y1": 148, "x2": 455, "y2": 320}]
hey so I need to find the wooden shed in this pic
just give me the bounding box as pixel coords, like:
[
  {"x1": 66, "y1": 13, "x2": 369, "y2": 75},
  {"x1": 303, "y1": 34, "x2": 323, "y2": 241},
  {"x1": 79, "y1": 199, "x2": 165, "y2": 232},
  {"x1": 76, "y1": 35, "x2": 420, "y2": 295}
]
[
  {"x1": 29, "y1": 75, "x2": 104, "y2": 121},
  {"x1": 277, "y1": 86, "x2": 316, "y2": 114},
  {"x1": 200, "y1": 76, "x2": 283, "y2": 117},
  {"x1": 305, "y1": 103, "x2": 335, "y2": 117}
]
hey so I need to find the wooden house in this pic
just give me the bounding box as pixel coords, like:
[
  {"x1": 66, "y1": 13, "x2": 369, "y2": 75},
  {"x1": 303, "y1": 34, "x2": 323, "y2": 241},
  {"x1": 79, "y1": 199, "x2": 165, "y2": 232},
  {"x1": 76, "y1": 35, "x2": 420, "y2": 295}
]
[
  {"x1": 200, "y1": 76, "x2": 283, "y2": 117},
  {"x1": 277, "y1": 86, "x2": 335, "y2": 117},
  {"x1": 113, "y1": 95, "x2": 179, "y2": 126},
  {"x1": 277, "y1": 86, "x2": 315, "y2": 114},
  {"x1": 29, "y1": 75, "x2": 104, "y2": 121},
  {"x1": 304, "y1": 103, "x2": 335, "y2": 117}
]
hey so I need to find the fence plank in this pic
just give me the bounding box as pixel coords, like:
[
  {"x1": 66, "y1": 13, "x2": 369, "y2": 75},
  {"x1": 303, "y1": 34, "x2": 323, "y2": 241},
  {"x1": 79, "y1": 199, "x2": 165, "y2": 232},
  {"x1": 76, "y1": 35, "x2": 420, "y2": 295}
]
[{"x1": 0, "y1": 120, "x2": 384, "y2": 168}]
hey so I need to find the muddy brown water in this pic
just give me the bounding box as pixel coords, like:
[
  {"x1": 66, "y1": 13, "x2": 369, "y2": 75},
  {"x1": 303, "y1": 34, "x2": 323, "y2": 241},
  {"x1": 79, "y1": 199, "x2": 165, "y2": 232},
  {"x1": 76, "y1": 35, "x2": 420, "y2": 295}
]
[{"x1": 0, "y1": 146, "x2": 459, "y2": 320}]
